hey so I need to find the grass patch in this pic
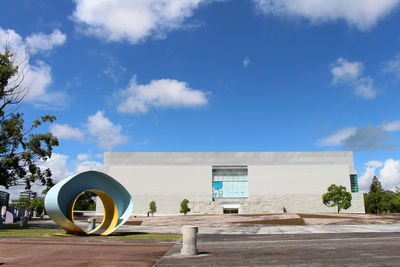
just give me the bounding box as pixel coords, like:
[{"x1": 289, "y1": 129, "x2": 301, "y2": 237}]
[
  {"x1": 234, "y1": 218, "x2": 306, "y2": 226},
  {"x1": 1, "y1": 228, "x2": 63, "y2": 232},
  {"x1": 0, "y1": 226, "x2": 64, "y2": 237},
  {"x1": 0, "y1": 232, "x2": 57, "y2": 237},
  {"x1": 0, "y1": 226, "x2": 180, "y2": 240}
]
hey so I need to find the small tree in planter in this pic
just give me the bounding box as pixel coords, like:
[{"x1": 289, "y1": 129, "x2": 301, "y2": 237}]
[
  {"x1": 322, "y1": 184, "x2": 352, "y2": 213},
  {"x1": 149, "y1": 201, "x2": 157, "y2": 216},
  {"x1": 180, "y1": 199, "x2": 190, "y2": 215}
]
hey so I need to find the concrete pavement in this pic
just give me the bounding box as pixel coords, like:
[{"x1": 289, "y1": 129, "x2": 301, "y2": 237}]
[
  {"x1": 155, "y1": 232, "x2": 400, "y2": 266},
  {"x1": 118, "y1": 223, "x2": 400, "y2": 235}
]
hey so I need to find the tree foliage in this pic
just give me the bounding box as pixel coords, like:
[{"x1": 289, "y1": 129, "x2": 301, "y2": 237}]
[
  {"x1": 364, "y1": 176, "x2": 385, "y2": 214},
  {"x1": 322, "y1": 184, "x2": 352, "y2": 213},
  {"x1": 149, "y1": 200, "x2": 157, "y2": 215},
  {"x1": 28, "y1": 196, "x2": 44, "y2": 216},
  {"x1": 9, "y1": 197, "x2": 30, "y2": 209},
  {"x1": 0, "y1": 49, "x2": 58, "y2": 189},
  {"x1": 73, "y1": 191, "x2": 96, "y2": 211},
  {"x1": 180, "y1": 198, "x2": 190, "y2": 215},
  {"x1": 364, "y1": 176, "x2": 400, "y2": 214}
]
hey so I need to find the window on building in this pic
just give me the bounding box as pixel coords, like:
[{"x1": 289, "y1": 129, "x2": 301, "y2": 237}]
[
  {"x1": 350, "y1": 174, "x2": 359, "y2": 193},
  {"x1": 212, "y1": 166, "x2": 248, "y2": 199}
]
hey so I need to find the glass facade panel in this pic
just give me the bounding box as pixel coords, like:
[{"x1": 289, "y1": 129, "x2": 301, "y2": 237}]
[
  {"x1": 350, "y1": 174, "x2": 359, "y2": 193},
  {"x1": 212, "y1": 167, "x2": 248, "y2": 199}
]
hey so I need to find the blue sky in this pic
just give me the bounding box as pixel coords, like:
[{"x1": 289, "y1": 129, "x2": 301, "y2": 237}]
[{"x1": 1, "y1": 0, "x2": 400, "y2": 197}]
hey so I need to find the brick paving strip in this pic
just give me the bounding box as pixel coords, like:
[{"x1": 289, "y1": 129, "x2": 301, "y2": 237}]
[{"x1": 0, "y1": 238, "x2": 175, "y2": 266}]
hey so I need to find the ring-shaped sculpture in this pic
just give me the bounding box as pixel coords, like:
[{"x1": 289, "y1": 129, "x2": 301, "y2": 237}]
[{"x1": 45, "y1": 171, "x2": 133, "y2": 236}]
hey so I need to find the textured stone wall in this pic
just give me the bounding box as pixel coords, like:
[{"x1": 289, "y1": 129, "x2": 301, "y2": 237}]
[{"x1": 97, "y1": 193, "x2": 365, "y2": 215}]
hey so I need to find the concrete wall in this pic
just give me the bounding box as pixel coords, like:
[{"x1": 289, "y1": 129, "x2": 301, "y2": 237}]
[
  {"x1": 249, "y1": 165, "x2": 351, "y2": 195},
  {"x1": 104, "y1": 165, "x2": 211, "y2": 214},
  {"x1": 98, "y1": 152, "x2": 364, "y2": 215},
  {"x1": 188, "y1": 193, "x2": 365, "y2": 214}
]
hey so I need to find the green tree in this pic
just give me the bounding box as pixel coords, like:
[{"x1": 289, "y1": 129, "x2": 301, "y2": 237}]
[
  {"x1": 9, "y1": 197, "x2": 30, "y2": 209},
  {"x1": 73, "y1": 192, "x2": 96, "y2": 211},
  {"x1": 322, "y1": 184, "x2": 352, "y2": 213},
  {"x1": 0, "y1": 50, "x2": 58, "y2": 190},
  {"x1": 390, "y1": 187, "x2": 400, "y2": 213},
  {"x1": 28, "y1": 197, "x2": 44, "y2": 217},
  {"x1": 180, "y1": 198, "x2": 190, "y2": 215},
  {"x1": 364, "y1": 176, "x2": 385, "y2": 214},
  {"x1": 149, "y1": 200, "x2": 157, "y2": 216}
]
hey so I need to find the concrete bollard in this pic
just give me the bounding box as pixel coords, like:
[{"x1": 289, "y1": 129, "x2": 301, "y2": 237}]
[
  {"x1": 181, "y1": 225, "x2": 198, "y2": 256},
  {"x1": 87, "y1": 218, "x2": 96, "y2": 231}
]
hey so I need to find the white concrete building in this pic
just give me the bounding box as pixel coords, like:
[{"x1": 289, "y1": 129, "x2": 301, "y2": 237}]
[{"x1": 100, "y1": 151, "x2": 365, "y2": 215}]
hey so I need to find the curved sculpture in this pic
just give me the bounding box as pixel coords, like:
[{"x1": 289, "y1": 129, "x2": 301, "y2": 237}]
[{"x1": 45, "y1": 171, "x2": 133, "y2": 236}]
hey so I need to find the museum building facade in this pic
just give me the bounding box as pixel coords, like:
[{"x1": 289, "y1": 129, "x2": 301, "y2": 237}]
[{"x1": 98, "y1": 151, "x2": 365, "y2": 215}]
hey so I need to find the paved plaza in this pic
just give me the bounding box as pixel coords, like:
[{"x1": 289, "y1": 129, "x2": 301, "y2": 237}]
[
  {"x1": 156, "y1": 232, "x2": 400, "y2": 266},
  {"x1": 2, "y1": 217, "x2": 400, "y2": 266},
  {"x1": 0, "y1": 238, "x2": 174, "y2": 266}
]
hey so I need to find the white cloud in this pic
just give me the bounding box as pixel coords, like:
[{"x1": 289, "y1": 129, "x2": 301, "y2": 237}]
[
  {"x1": 20, "y1": 61, "x2": 52, "y2": 100},
  {"x1": 72, "y1": 0, "x2": 209, "y2": 44},
  {"x1": 253, "y1": 0, "x2": 400, "y2": 30},
  {"x1": 25, "y1": 29, "x2": 67, "y2": 54},
  {"x1": 359, "y1": 158, "x2": 400, "y2": 192},
  {"x1": 384, "y1": 120, "x2": 400, "y2": 131},
  {"x1": 117, "y1": 76, "x2": 209, "y2": 114},
  {"x1": 331, "y1": 57, "x2": 377, "y2": 99},
  {"x1": 39, "y1": 153, "x2": 103, "y2": 181},
  {"x1": 51, "y1": 113, "x2": 130, "y2": 151},
  {"x1": 77, "y1": 153, "x2": 89, "y2": 161},
  {"x1": 0, "y1": 27, "x2": 67, "y2": 108},
  {"x1": 75, "y1": 160, "x2": 103, "y2": 173},
  {"x1": 379, "y1": 159, "x2": 400, "y2": 190},
  {"x1": 316, "y1": 127, "x2": 357, "y2": 146},
  {"x1": 0, "y1": 153, "x2": 72, "y2": 199},
  {"x1": 317, "y1": 119, "x2": 400, "y2": 151},
  {"x1": 50, "y1": 124, "x2": 84, "y2": 140},
  {"x1": 353, "y1": 77, "x2": 376, "y2": 99},
  {"x1": 332, "y1": 58, "x2": 363, "y2": 84},
  {"x1": 382, "y1": 53, "x2": 400, "y2": 77},
  {"x1": 243, "y1": 56, "x2": 250, "y2": 67},
  {"x1": 358, "y1": 166, "x2": 377, "y2": 192},
  {"x1": 366, "y1": 160, "x2": 384, "y2": 168},
  {"x1": 86, "y1": 111, "x2": 128, "y2": 150},
  {"x1": 0, "y1": 153, "x2": 104, "y2": 199},
  {"x1": 37, "y1": 153, "x2": 73, "y2": 183}
]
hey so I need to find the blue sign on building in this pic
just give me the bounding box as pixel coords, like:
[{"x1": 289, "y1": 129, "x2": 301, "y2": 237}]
[{"x1": 212, "y1": 181, "x2": 248, "y2": 198}]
